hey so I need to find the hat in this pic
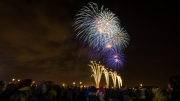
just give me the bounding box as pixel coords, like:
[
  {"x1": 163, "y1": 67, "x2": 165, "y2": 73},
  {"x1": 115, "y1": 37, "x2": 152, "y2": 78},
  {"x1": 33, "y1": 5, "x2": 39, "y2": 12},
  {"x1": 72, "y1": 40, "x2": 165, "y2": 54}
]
[{"x1": 99, "y1": 86, "x2": 104, "y2": 92}]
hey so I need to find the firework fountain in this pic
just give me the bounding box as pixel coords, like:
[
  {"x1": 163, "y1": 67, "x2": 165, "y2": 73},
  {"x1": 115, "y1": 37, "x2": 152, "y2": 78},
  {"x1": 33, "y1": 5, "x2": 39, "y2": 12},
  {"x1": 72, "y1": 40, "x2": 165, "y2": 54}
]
[
  {"x1": 117, "y1": 75, "x2": 122, "y2": 88},
  {"x1": 109, "y1": 70, "x2": 117, "y2": 87},
  {"x1": 89, "y1": 61, "x2": 122, "y2": 87},
  {"x1": 89, "y1": 61, "x2": 104, "y2": 88},
  {"x1": 102, "y1": 67, "x2": 109, "y2": 88}
]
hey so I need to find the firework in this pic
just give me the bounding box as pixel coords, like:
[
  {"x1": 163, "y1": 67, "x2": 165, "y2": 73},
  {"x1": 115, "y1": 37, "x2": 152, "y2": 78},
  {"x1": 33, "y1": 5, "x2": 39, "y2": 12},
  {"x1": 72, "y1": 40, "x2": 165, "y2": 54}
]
[
  {"x1": 102, "y1": 67, "x2": 109, "y2": 88},
  {"x1": 73, "y1": 2, "x2": 129, "y2": 70},
  {"x1": 103, "y1": 48, "x2": 125, "y2": 69},
  {"x1": 89, "y1": 61, "x2": 104, "y2": 88},
  {"x1": 73, "y1": 2, "x2": 129, "y2": 50},
  {"x1": 111, "y1": 27, "x2": 129, "y2": 49},
  {"x1": 86, "y1": 45, "x2": 111, "y2": 59},
  {"x1": 87, "y1": 45, "x2": 126, "y2": 70},
  {"x1": 109, "y1": 71, "x2": 117, "y2": 87},
  {"x1": 89, "y1": 61, "x2": 122, "y2": 88},
  {"x1": 117, "y1": 75, "x2": 122, "y2": 88}
]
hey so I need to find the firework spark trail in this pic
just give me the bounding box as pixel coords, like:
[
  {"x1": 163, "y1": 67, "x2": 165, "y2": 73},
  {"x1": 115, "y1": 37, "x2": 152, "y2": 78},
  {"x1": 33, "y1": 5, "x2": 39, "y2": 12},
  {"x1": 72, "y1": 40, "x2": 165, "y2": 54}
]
[
  {"x1": 102, "y1": 67, "x2": 109, "y2": 88},
  {"x1": 89, "y1": 61, "x2": 104, "y2": 88},
  {"x1": 117, "y1": 75, "x2": 122, "y2": 88},
  {"x1": 109, "y1": 71, "x2": 117, "y2": 87}
]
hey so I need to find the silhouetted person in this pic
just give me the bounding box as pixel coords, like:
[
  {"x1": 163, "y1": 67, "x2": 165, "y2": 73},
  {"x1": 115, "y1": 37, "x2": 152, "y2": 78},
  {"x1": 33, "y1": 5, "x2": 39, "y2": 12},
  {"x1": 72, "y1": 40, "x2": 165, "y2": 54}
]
[
  {"x1": 152, "y1": 88, "x2": 170, "y2": 101},
  {"x1": 89, "y1": 86, "x2": 100, "y2": 101},
  {"x1": 76, "y1": 91, "x2": 87, "y2": 101},
  {"x1": 0, "y1": 83, "x2": 16, "y2": 101},
  {"x1": 10, "y1": 79, "x2": 34, "y2": 101},
  {"x1": 61, "y1": 92, "x2": 70, "y2": 101},
  {"x1": 167, "y1": 75, "x2": 180, "y2": 101}
]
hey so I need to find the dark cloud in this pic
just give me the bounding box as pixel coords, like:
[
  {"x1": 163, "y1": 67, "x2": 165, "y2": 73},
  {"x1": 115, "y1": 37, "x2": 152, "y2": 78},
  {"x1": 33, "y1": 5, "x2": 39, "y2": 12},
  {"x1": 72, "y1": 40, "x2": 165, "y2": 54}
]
[{"x1": 0, "y1": 0, "x2": 91, "y2": 85}]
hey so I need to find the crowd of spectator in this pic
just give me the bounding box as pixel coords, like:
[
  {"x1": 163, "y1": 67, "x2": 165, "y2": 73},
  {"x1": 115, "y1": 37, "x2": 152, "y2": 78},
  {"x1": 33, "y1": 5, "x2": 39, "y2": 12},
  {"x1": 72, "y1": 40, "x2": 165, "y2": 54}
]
[{"x1": 0, "y1": 75, "x2": 179, "y2": 101}]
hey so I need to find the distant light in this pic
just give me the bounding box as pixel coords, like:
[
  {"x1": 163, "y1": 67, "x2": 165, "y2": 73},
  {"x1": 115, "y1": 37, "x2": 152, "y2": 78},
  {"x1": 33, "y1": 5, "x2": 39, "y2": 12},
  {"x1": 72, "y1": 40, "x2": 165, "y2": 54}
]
[
  {"x1": 80, "y1": 82, "x2": 82, "y2": 85},
  {"x1": 12, "y1": 78, "x2": 15, "y2": 81},
  {"x1": 140, "y1": 84, "x2": 143, "y2": 87},
  {"x1": 18, "y1": 79, "x2": 20, "y2": 82},
  {"x1": 32, "y1": 81, "x2": 35, "y2": 84},
  {"x1": 62, "y1": 83, "x2": 65, "y2": 86},
  {"x1": 73, "y1": 82, "x2": 75, "y2": 85}
]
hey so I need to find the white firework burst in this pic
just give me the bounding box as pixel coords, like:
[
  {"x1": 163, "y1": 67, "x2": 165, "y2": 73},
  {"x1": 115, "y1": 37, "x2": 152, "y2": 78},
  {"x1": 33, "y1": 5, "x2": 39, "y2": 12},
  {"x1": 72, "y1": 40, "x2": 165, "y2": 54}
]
[{"x1": 73, "y1": 2, "x2": 129, "y2": 50}]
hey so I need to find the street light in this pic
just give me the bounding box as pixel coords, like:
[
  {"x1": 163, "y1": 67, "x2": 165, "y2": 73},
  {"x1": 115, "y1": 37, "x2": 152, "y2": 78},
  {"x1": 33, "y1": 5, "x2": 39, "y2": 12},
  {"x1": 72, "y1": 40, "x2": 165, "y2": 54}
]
[
  {"x1": 140, "y1": 83, "x2": 143, "y2": 87},
  {"x1": 62, "y1": 83, "x2": 65, "y2": 87},
  {"x1": 80, "y1": 82, "x2": 82, "y2": 85},
  {"x1": 12, "y1": 78, "x2": 15, "y2": 82}
]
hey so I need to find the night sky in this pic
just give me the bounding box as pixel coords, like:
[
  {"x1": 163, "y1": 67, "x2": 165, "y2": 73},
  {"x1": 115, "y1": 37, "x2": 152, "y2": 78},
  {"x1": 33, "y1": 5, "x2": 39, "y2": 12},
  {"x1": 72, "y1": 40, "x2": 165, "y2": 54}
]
[{"x1": 0, "y1": 0, "x2": 180, "y2": 87}]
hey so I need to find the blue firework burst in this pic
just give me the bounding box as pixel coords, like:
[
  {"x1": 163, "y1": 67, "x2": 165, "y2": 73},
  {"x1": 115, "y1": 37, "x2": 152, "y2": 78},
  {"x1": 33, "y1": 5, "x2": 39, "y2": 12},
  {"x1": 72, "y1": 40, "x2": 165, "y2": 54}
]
[{"x1": 103, "y1": 48, "x2": 125, "y2": 69}]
